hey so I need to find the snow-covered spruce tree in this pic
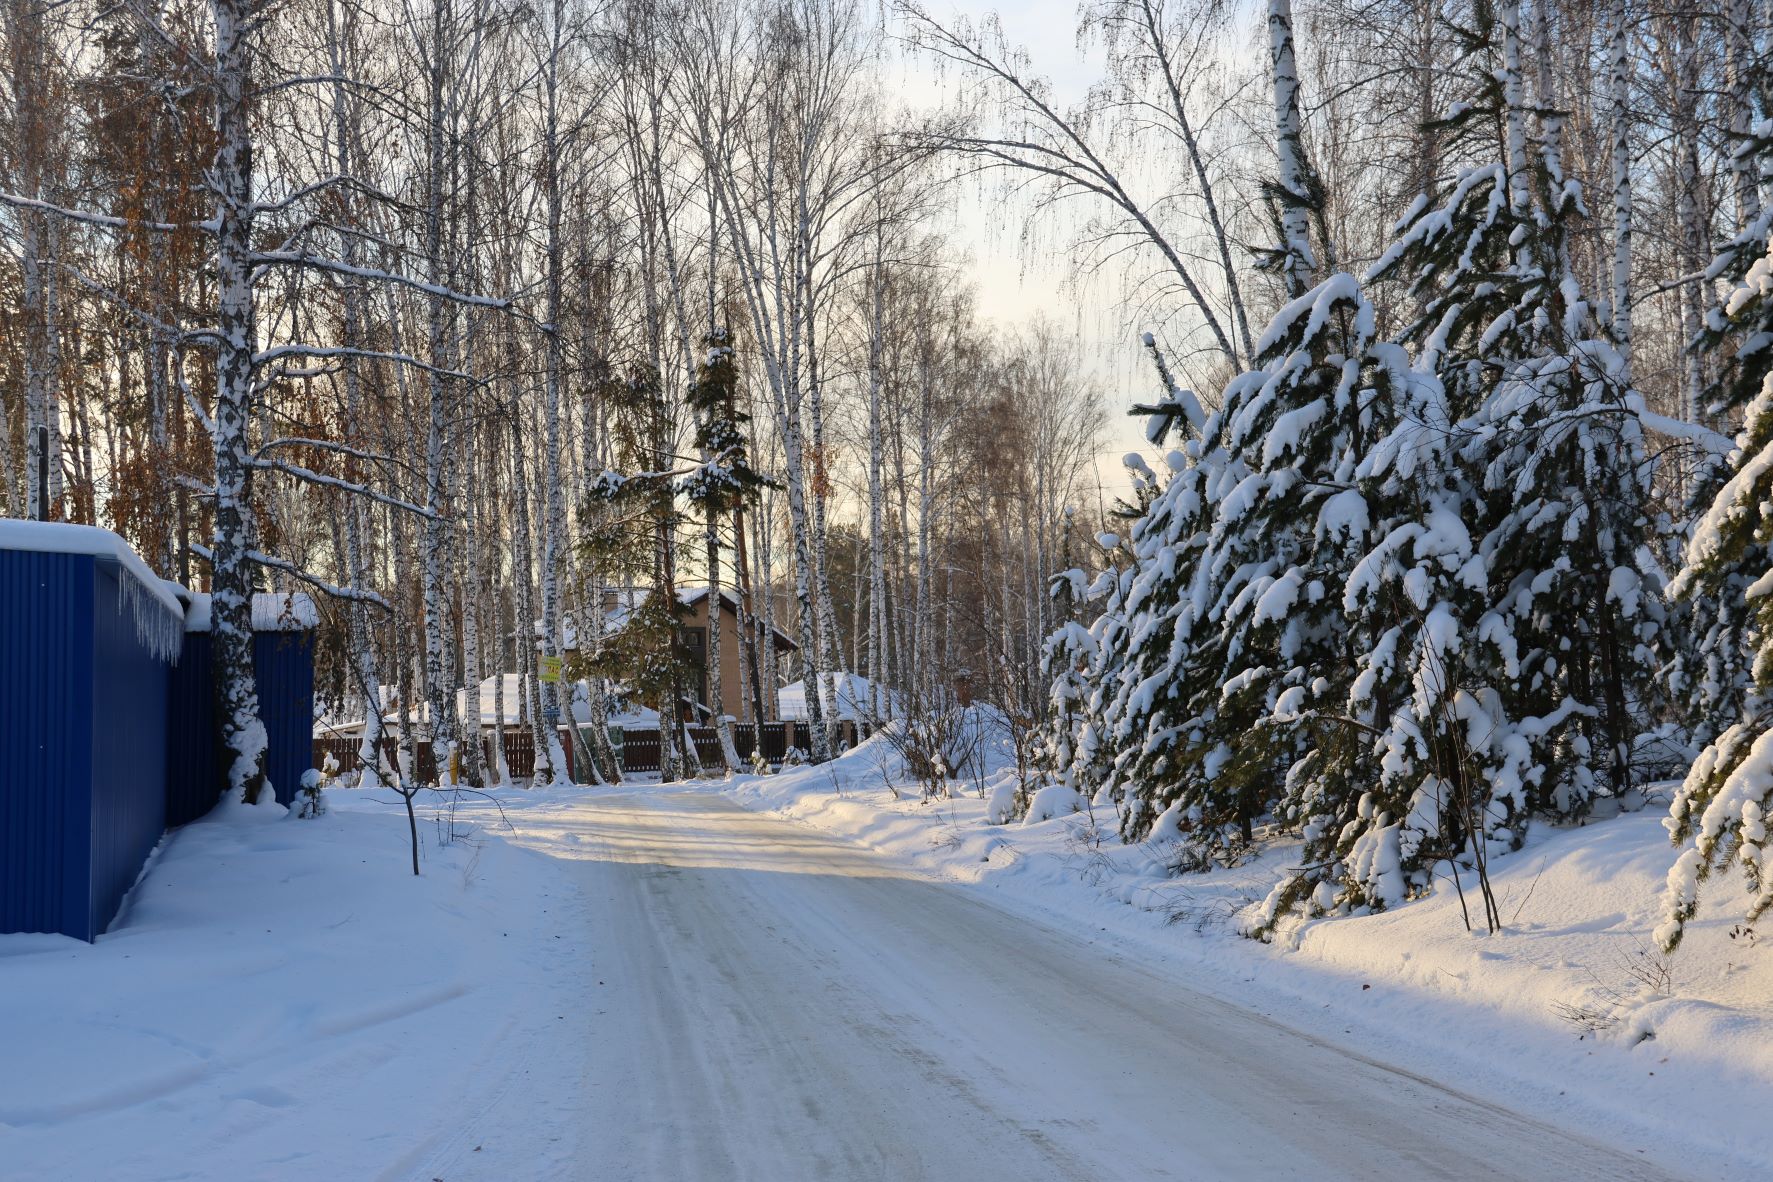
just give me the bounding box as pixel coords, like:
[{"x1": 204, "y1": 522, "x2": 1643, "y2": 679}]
[
  {"x1": 1031, "y1": 508, "x2": 1093, "y2": 821},
  {"x1": 1067, "y1": 521, "x2": 1137, "y2": 809},
  {"x1": 1658, "y1": 130, "x2": 1773, "y2": 952},
  {"x1": 680, "y1": 327, "x2": 772, "y2": 771},
  {"x1": 1447, "y1": 2, "x2": 1666, "y2": 822},
  {"x1": 1154, "y1": 273, "x2": 1424, "y2": 878},
  {"x1": 1254, "y1": 342, "x2": 1479, "y2": 926},
  {"x1": 1390, "y1": 0, "x2": 1666, "y2": 818},
  {"x1": 1096, "y1": 17, "x2": 1375, "y2": 868},
  {"x1": 1259, "y1": 3, "x2": 1665, "y2": 928},
  {"x1": 579, "y1": 364, "x2": 694, "y2": 781},
  {"x1": 1064, "y1": 432, "x2": 1162, "y2": 811},
  {"x1": 1241, "y1": 273, "x2": 1457, "y2": 843},
  {"x1": 1073, "y1": 339, "x2": 1219, "y2": 843},
  {"x1": 1660, "y1": 127, "x2": 1773, "y2": 757}
]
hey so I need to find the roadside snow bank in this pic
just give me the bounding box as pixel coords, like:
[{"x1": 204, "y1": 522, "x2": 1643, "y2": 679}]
[
  {"x1": 0, "y1": 789, "x2": 571, "y2": 1180},
  {"x1": 727, "y1": 742, "x2": 1773, "y2": 1176}
]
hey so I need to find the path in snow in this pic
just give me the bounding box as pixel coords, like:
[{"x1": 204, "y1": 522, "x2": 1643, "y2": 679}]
[{"x1": 418, "y1": 786, "x2": 1689, "y2": 1182}]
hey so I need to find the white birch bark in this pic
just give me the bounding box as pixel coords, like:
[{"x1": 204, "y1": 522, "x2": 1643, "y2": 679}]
[
  {"x1": 11, "y1": 0, "x2": 52, "y2": 520},
  {"x1": 804, "y1": 291, "x2": 842, "y2": 730},
  {"x1": 420, "y1": 0, "x2": 459, "y2": 784},
  {"x1": 1529, "y1": 0, "x2": 1573, "y2": 291},
  {"x1": 915, "y1": 337, "x2": 934, "y2": 707},
  {"x1": 1267, "y1": 0, "x2": 1315, "y2": 297},
  {"x1": 574, "y1": 243, "x2": 618, "y2": 784},
  {"x1": 866, "y1": 223, "x2": 888, "y2": 728},
  {"x1": 510, "y1": 399, "x2": 552, "y2": 784},
  {"x1": 323, "y1": 0, "x2": 385, "y2": 787},
  {"x1": 209, "y1": 0, "x2": 272, "y2": 804},
  {"x1": 1498, "y1": 1, "x2": 1534, "y2": 222},
  {"x1": 1609, "y1": 0, "x2": 1633, "y2": 382},
  {"x1": 1727, "y1": 0, "x2": 1763, "y2": 233},
  {"x1": 1668, "y1": 11, "x2": 1706, "y2": 426},
  {"x1": 458, "y1": 382, "x2": 484, "y2": 787},
  {"x1": 537, "y1": 0, "x2": 573, "y2": 785},
  {"x1": 758, "y1": 486, "x2": 779, "y2": 716}
]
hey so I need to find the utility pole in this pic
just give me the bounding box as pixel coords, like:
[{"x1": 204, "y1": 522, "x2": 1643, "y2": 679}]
[{"x1": 35, "y1": 425, "x2": 49, "y2": 521}]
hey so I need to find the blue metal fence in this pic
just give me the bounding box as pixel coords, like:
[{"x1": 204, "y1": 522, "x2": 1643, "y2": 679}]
[
  {"x1": 0, "y1": 547, "x2": 176, "y2": 941},
  {"x1": 89, "y1": 558, "x2": 172, "y2": 934},
  {"x1": 2, "y1": 527, "x2": 317, "y2": 941},
  {"x1": 166, "y1": 629, "x2": 316, "y2": 827}
]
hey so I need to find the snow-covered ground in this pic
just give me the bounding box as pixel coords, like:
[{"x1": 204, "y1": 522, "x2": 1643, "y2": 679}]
[
  {"x1": 0, "y1": 789, "x2": 591, "y2": 1180},
  {"x1": 7, "y1": 746, "x2": 1770, "y2": 1179},
  {"x1": 727, "y1": 733, "x2": 1773, "y2": 1177}
]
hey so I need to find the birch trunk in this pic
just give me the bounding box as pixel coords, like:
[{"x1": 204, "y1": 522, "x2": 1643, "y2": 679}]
[
  {"x1": 1498, "y1": 2, "x2": 1534, "y2": 223},
  {"x1": 1529, "y1": 0, "x2": 1572, "y2": 289},
  {"x1": 209, "y1": 0, "x2": 271, "y2": 804},
  {"x1": 511, "y1": 403, "x2": 552, "y2": 784},
  {"x1": 1668, "y1": 12, "x2": 1706, "y2": 427},
  {"x1": 391, "y1": 510, "x2": 417, "y2": 783},
  {"x1": 804, "y1": 293, "x2": 841, "y2": 731},
  {"x1": 537, "y1": 2, "x2": 572, "y2": 785},
  {"x1": 867, "y1": 232, "x2": 888, "y2": 727},
  {"x1": 324, "y1": 0, "x2": 385, "y2": 787},
  {"x1": 486, "y1": 425, "x2": 511, "y2": 786},
  {"x1": 758, "y1": 488, "x2": 779, "y2": 716},
  {"x1": 1267, "y1": 0, "x2": 1315, "y2": 297},
  {"x1": 915, "y1": 340, "x2": 935, "y2": 707},
  {"x1": 733, "y1": 502, "x2": 769, "y2": 727},
  {"x1": 707, "y1": 531, "x2": 740, "y2": 770},
  {"x1": 459, "y1": 399, "x2": 485, "y2": 787},
  {"x1": 12, "y1": 0, "x2": 53, "y2": 520},
  {"x1": 574, "y1": 248, "x2": 619, "y2": 784},
  {"x1": 1726, "y1": 0, "x2": 1763, "y2": 233},
  {"x1": 1609, "y1": 0, "x2": 1633, "y2": 381},
  {"x1": 420, "y1": 0, "x2": 459, "y2": 784}
]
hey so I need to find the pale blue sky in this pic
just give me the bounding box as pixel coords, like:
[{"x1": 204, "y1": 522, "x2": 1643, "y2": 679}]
[{"x1": 887, "y1": 0, "x2": 1153, "y2": 504}]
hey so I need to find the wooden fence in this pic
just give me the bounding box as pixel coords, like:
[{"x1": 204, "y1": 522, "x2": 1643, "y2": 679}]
[{"x1": 313, "y1": 719, "x2": 866, "y2": 784}]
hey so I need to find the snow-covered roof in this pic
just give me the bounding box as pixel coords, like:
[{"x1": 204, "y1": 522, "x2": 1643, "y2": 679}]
[
  {"x1": 0, "y1": 520, "x2": 185, "y2": 619},
  {"x1": 0, "y1": 520, "x2": 184, "y2": 661},
  {"x1": 401, "y1": 673, "x2": 665, "y2": 731},
  {"x1": 779, "y1": 672, "x2": 895, "y2": 722},
  {"x1": 322, "y1": 673, "x2": 676, "y2": 737},
  {"x1": 457, "y1": 672, "x2": 531, "y2": 727},
  {"x1": 182, "y1": 591, "x2": 318, "y2": 633},
  {"x1": 573, "y1": 585, "x2": 796, "y2": 650}
]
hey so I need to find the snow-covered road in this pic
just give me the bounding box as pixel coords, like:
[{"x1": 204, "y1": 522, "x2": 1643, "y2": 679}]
[{"x1": 420, "y1": 786, "x2": 1689, "y2": 1182}]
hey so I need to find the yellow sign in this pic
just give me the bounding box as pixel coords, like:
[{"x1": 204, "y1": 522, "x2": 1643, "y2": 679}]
[{"x1": 539, "y1": 655, "x2": 563, "y2": 684}]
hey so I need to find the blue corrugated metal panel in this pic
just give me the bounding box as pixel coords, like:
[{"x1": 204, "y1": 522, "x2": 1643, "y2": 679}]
[
  {"x1": 86, "y1": 559, "x2": 170, "y2": 937},
  {"x1": 0, "y1": 549, "x2": 178, "y2": 941},
  {"x1": 166, "y1": 630, "x2": 315, "y2": 827},
  {"x1": 163, "y1": 630, "x2": 213, "y2": 828},
  {"x1": 0, "y1": 551, "x2": 94, "y2": 939},
  {"x1": 255, "y1": 631, "x2": 315, "y2": 807}
]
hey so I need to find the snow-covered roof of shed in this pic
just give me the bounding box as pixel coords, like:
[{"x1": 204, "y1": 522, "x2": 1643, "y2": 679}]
[
  {"x1": 0, "y1": 521, "x2": 185, "y2": 619},
  {"x1": 182, "y1": 591, "x2": 319, "y2": 633},
  {"x1": 0, "y1": 521, "x2": 185, "y2": 661}
]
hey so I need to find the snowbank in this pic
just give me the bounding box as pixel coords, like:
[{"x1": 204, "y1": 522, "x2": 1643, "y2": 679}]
[
  {"x1": 0, "y1": 788, "x2": 574, "y2": 1179},
  {"x1": 726, "y1": 749, "x2": 1773, "y2": 1177}
]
